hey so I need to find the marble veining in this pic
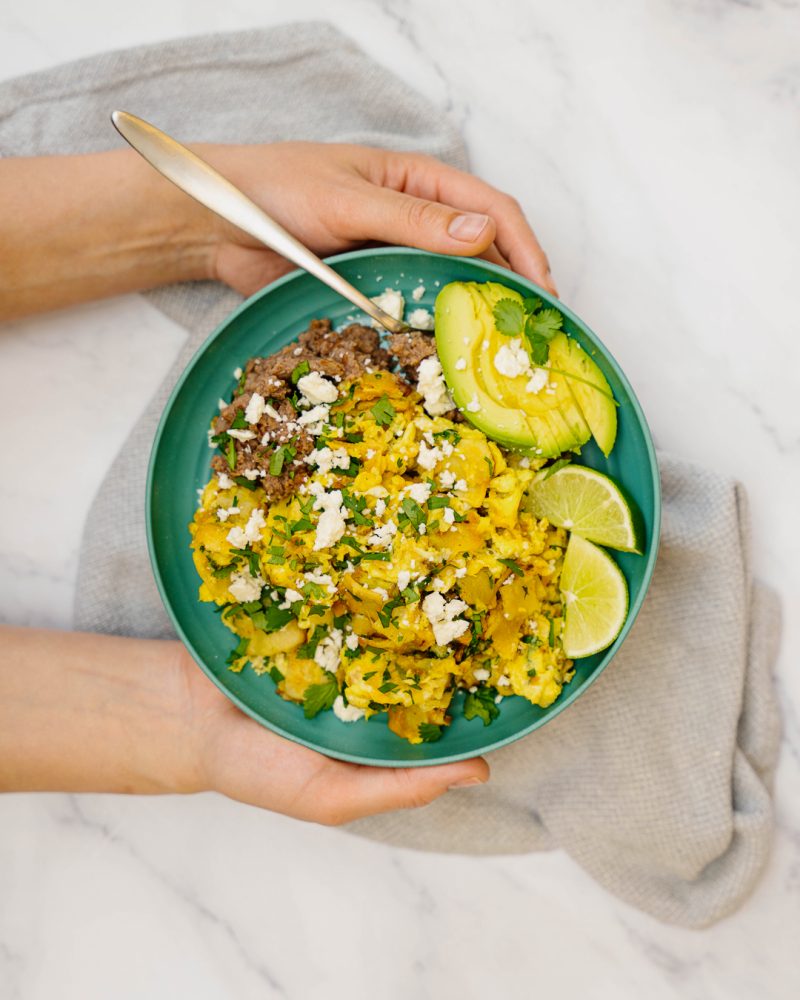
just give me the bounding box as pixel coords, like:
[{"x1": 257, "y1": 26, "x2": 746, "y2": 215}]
[{"x1": 1, "y1": 1, "x2": 798, "y2": 998}]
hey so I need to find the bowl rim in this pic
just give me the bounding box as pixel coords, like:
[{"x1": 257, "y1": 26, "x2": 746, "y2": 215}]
[{"x1": 146, "y1": 246, "x2": 662, "y2": 766}]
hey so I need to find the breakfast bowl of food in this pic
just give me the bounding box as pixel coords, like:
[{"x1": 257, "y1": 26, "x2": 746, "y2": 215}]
[{"x1": 147, "y1": 247, "x2": 660, "y2": 765}]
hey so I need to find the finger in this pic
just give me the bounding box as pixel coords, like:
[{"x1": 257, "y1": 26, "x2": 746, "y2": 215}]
[
  {"x1": 334, "y1": 184, "x2": 498, "y2": 259},
  {"x1": 479, "y1": 241, "x2": 512, "y2": 271},
  {"x1": 387, "y1": 154, "x2": 558, "y2": 296},
  {"x1": 313, "y1": 756, "x2": 490, "y2": 826}
]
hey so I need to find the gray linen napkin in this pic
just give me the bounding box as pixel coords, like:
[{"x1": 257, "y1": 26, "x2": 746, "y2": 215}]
[{"x1": 0, "y1": 24, "x2": 781, "y2": 929}]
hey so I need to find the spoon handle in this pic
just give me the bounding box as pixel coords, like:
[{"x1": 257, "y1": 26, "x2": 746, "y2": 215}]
[{"x1": 110, "y1": 110, "x2": 408, "y2": 334}]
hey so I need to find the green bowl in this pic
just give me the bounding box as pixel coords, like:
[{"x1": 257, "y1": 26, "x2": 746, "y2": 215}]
[{"x1": 147, "y1": 248, "x2": 660, "y2": 766}]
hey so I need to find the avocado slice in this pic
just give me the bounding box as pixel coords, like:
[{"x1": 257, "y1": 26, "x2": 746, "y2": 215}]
[
  {"x1": 434, "y1": 282, "x2": 595, "y2": 457},
  {"x1": 548, "y1": 334, "x2": 617, "y2": 456}
]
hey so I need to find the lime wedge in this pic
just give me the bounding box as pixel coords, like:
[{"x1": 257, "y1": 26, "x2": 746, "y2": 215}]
[
  {"x1": 559, "y1": 534, "x2": 628, "y2": 658},
  {"x1": 526, "y1": 466, "x2": 643, "y2": 553}
]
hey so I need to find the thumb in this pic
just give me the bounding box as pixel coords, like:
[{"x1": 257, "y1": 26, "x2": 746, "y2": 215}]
[
  {"x1": 343, "y1": 186, "x2": 497, "y2": 256},
  {"x1": 319, "y1": 757, "x2": 491, "y2": 825}
]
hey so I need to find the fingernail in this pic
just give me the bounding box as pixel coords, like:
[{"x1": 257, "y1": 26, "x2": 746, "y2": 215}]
[
  {"x1": 448, "y1": 213, "x2": 490, "y2": 243},
  {"x1": 448, "y1": 776, "x2": 485, "y2": 790}
]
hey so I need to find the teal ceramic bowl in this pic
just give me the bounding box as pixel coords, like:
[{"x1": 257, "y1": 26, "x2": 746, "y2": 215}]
[{"x1": 147, "y1": 247, "x2": 660, "y2": 766}]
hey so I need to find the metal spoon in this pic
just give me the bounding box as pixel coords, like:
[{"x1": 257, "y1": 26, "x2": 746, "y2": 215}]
[{"x1": 110, "y1": 110, "x2": 409, "y2": 335}]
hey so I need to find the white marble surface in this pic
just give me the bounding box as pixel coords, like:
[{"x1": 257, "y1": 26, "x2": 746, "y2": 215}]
[{"x1": 1, "y1": 1, "x2": 799, "y2": 997}]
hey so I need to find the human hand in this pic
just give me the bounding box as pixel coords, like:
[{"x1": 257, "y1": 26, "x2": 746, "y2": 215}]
[
  {"x1": 179, "y1": 645, "x2": 489, "y2": 825},
  {"x1": 0, "y1": 627, "x2": 488, "y2": 824},
  {"x1": 193, "y1": 142, "x2": 558, "y2": 298}
]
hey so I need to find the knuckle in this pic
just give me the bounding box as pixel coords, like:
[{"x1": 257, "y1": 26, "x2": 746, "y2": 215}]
[{"x1": 403, "y1": 198, "x2": 440, "y2": 231}]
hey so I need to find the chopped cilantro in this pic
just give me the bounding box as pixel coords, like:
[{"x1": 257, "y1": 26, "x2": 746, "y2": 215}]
[
  {"x1": 370, "y1": 394, "x2": 396, "y2": 427},
  {"x1": 268, "y1": 665, "x2": 284, "y2": 685},
  {"x1": 302, "y1": 672, "x2": 339, "y2": 719},
  {"x1": 297, "y1": 625, "x2": 327, "y2": 660},
  {"x1": 464, "y1": 687, "x2": 500, "y2": 726},
  {"x1": 269, "y1": 444, "x2": 296, "y2": 477},
  {"x1": 498, "y1": 557, "x2": 524, "y2": 577},
  {"x1": 225, "y1": 437, "x2": 236, "y2": 471},
  {"x1": 225, "y1": 636, "x2": 249, "y2": 666},
  {"x1": 290, "y1": 517, "x2": 314, "y2": 534},
  {"x1": 427, "y1": 496, "x2": 450, "y2": 510},
  {"x1": 230, "y1": 409, "x2": 248, "y2": 430},
  {"x1": 400, "y1": 498, "x2": 426, "y2": 530},
  {"x1": 377, "y1": 597, "x2": 403, "y2": 628},
  {"x1": 548, "y1": 617, "x2": 556, "y2": 648},
  {"x1": 233, "y1": 475, "x2": 259, "y2": 491},
  {"x1": 378, "y1": 681, "x2": 398, "y2": 694},
  {"x1": 418, "y1": 723, "x2": 443, "y2": 743},
  {"x1": 290, "y1": 360, "x2": 311, "y2": 384},
  {"x1": 362, "y1": 671, "x2": 378, "y2": 681}
]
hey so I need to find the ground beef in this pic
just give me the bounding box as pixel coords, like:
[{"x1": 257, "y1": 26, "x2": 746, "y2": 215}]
[
  {"x1": 387, "y1": 330, "x2": 437, "y2": 381},
  {"x1": 211, "y1": 321, "x2": 396, "y2": 502}
]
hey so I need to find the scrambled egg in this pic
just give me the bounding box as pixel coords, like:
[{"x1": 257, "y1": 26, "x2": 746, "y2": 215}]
[{"x1": 190, "y1": 372, "x2": 573, "y2": 744}]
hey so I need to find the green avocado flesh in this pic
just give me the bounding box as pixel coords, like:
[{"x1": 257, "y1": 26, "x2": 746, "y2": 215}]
[{"x1": 434, "y1": 281, "x2": 617, "y2": 457}]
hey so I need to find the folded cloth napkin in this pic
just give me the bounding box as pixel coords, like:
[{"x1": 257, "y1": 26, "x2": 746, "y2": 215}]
[{"x1": 0, "y1": 24, "x2": 781, "y2": 929}]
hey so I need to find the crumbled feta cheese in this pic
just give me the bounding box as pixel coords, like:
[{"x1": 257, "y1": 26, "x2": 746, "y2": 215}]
[
  {"x1": 217, "y1": 472, "x2": 234, "y2": 489},
  {"x1": 481, "y1": 339, "x2": 490, "y2": 350},
  {"x1": 297, "y1": 404, "x2": 330, "y2": 435},
  {"x1": 526, "y1": 368, "x2": 549, "y2": 394},
  {"x1": 405, "y1": 481, "x2": 432, "y2": 504},
  {"x1": 228, "y1": 567, "x2": 264, "y2": 602},
  {"x1": 443, "y1": 507, "x2": 455, "y2": 525},
  {"x1": 242, "y1": 508, "x2": 266, "y2": 543},
  {"x1": 375, "y1": 497, "x2": 386, "y2": 517},
  {"x1": 370, "y1": 288, "x2": 405, "y2": 327},
  {"x1": 264, "y1": 403, "x2": 282, "y2": 421},
  {"x1": 494, "y1": 339, "x2": 531, "y2": 379},
  {"x1": 454, "y1": 357, "x2": 467, "y2": 371},
  {"x1": 314, "y1": 629, "x2": 344, "y2": 673},
  {"x1": 466, "y1": 395, "x2": 481, "y2": 413},
  {"x1": 312, "y1": 489, "x2": 347, "y2": 550},
  {"x1": 368, "y1": 519, "x2": 397, "y2": 549},
  {"x1": 422, "y1": 592, "x2": 470, "y2": 646},
  {"x1": 306, "y1": 446, "x2": 350, "y2": 474},
  {"x1": 498, "y1": 675, "x2": 511, "y2": 687},
  {"x1": 417, "y1": 356, "x2": 455, "y2": 417},
  {"x1": 397, "y1": 570, "x2": 412, "y2": 592},
  {"x1": 411, "y1": 284, "x2": 426, "y2": 302},
  {"x1": 333, "y1": 695, "x2": 365, "y2": 722},
  {"x1": 519, "y1": 456, "x2": 531, "y2": 469},
  {"x1": 345, "y1": 633, "x2": 359, "y2": 651},
  {"x1": 473, "y1": 668, "x2": 490, "y2": 682},
  {"x1": 227, "y1": 428, "x2": 256, "y2": 443},
  {"x1": 407, "y1": 307, "x2": 434, "y2": 331},
  {"x1": 418, "y1": 524, "x2": 427, "y2": 535},
  {"x1": 233, "y1": 367, "x2": 243, "y2": 379},
  {"x1": 455, "y1": 566, "x2": 467, "y2": 578},
  {"x1": 243, "y1": 469, "x2": 262, "y2": 481},
  {"x1": 244, "y1": 392, "x2": 266, "y2": 424},
  {"x1": 366, "y1": 448, "x2": 376, "y2": 460},
  {"x1": 298, "y1": 371, "x2": 338, "y2": 405},
  {"x1": 226, "y1": 526, "x2": 248, "y2": 548},
  {"x1": 454, "y1": 478, "x2": 467, "y2": 491},
  {"x1": 372, "y1": 587, "x2": 390, "y2": 601},
  {"x1": 216, "y1": 505, "x2": 240, "y2": 522},
  {"x1": 282, "y1": 588, "x2": 303, "y2": 605},
  {"x1": 439, "y1": 470, "x2": 456, "y2": 489},
  {"x1": 417, "y1": 440, "x2": 443, "y2": 471},
  {"x1": 218, "y1": 398, "x2": 227, "y2": 412}
]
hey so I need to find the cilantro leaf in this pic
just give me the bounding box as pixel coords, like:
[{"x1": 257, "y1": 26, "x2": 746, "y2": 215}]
[
  {"x1": 230, "y1": 409, "x2": 248, "y2": 430},
  {"x1": 269, "y1": 444, "x2": 295, "y2": 477},
  {"x1": 370, "y1": 394, "x2": 396, "y2": 428},
  {"x1": 498, "y1": 557, "x2": 524, "y2": 577},
  {"x1": 522, "y1": 296, "x2": 543, "y2": 313},
  {"x1": 291, "y1": 360, "x2": 311, "y2": 384},
  {"x1": 268, "y1": 665, "x2": 284, "y2": 685},
  {"x1": 418, "y1": 723, "x2": 443, "y2": 743},
  {"x1": 233, "y1": 475, "x2": 259, "y2": 491},
  {"x1": 225, "y1": 437, "x2": 236, "y2": 471},
  {"x1": 302, "y1": 672, "x2": 339, "y2": 719},
  {"x1": 525, "y1": 308, "x2": 562, "y2": 342},
  {"x1": 400, "y1": 498, "x2": 426, "y2": 530},
  {"x1": 463, "y1": 687, "x2": 500, "y2": 726},
  {"x1": 493, "y1": 298, "x2": 526, "y2": 336}
]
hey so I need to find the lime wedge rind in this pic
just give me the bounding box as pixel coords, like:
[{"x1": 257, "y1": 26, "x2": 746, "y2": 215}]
[
  {"x1": 560, "y1": 534, "x2": 629, "y2": 659},
  {"x1": 526, "y1": 466, "x2": 643, "y2": 554}
]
